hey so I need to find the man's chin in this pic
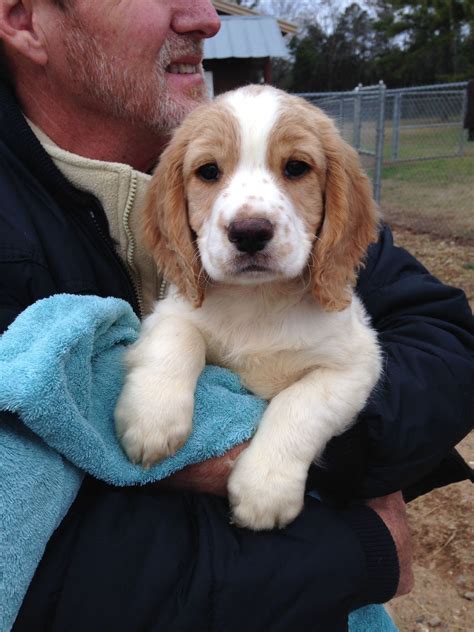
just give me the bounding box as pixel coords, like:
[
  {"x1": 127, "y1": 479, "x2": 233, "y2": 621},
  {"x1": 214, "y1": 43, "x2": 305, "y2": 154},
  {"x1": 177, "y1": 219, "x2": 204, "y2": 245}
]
[
  {"x1": 186, "y1": 81, "x2": 210, "y2": 106},
  {"x1": 169, "y1": 90, "x2": 209, "y2": 128},
  {"x1": 171, "y1": 75, "x2": 209, "y2": 111}
]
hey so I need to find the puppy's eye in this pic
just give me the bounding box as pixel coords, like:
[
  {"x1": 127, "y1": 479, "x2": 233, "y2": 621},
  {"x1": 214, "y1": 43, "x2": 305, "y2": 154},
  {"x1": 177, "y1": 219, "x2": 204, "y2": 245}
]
[
  {"x1": 197, "y1": 163, "x2": 220, "y2": 181},
  {"x1": 284, "y1": 160, "x2": 310, "y2": 179}
]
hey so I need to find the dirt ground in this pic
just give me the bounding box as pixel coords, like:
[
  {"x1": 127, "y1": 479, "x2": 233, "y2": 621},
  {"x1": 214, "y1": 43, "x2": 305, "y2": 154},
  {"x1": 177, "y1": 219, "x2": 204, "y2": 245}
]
[
  {"x1": 390, "y1": 226, "x2": 474, "y2": 310},
  {"x1": 386, "y1": 227, "x2": 473, "y2": 632}
]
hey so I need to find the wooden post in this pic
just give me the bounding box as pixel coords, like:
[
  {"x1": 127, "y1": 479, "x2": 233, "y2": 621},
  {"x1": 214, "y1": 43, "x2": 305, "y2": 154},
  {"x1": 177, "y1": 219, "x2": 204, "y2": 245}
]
[
  {"x1": 263, "y1": 57, "x2": 272, "y2": 85},
  {"x1": 464, "y1": 79, "x2": 474, "y2": 141}
]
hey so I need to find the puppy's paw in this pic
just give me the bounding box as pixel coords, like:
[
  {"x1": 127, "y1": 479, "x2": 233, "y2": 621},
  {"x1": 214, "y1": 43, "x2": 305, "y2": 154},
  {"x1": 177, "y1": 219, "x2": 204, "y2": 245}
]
[
  {"x1": 228, "y1": 451, "x2": 306, "y2": 530},
  {"x1": 114, "y1": 371, "x2": 194, "y2": 468}
]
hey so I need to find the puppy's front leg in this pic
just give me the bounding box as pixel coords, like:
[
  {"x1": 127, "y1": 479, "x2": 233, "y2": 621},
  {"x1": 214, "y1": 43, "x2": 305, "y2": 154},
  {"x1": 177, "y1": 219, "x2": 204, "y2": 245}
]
[
  {"x1": 115, "y1": 312, "x2": 206, "y2": 468},
  {"x1": 228, "y1": 363, "x2": 379, "y2": 530}
]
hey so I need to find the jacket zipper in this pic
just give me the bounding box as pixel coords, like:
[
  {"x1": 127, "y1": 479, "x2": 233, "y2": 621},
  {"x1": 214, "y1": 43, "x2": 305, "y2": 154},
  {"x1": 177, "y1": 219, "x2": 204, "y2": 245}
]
[
  {"x1": 158, "y1": 277, "x2": 168, "y2": 301},
  {"x1": 88, "y1": 207, "x2": 143, "y2": 319},
  {"x1": 123, "y1": 172, "x2": 168, "y2": 305},
  {"x1": 122, "y1": 172, "x2": 145, "y2": 316}
]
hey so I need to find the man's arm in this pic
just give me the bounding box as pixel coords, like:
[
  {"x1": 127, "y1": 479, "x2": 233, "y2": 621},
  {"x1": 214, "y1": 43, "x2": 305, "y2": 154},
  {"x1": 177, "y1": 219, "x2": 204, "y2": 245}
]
[
  {"x1": 356, "y1": 225, "x2": 474, "y2": 498},
  {"x1": 162, "y1": 445, "x2": 413, "y2": 598},
  {"x1": 15, "y1": 477, "x2": 402, "y2": 632},
  {"x1": 0, "y1": 255, "x2": 404, "y2": 630}
]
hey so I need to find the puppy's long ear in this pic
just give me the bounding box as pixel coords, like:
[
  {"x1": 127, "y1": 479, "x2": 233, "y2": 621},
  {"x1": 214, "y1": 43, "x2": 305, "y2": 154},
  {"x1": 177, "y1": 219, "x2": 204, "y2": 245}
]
[
  {"x1": 142, "y1": 132, "x2": 205, "y2": 308},
  {"x1": 311, "y1": 120, "x2": 379, "y2": 311}
]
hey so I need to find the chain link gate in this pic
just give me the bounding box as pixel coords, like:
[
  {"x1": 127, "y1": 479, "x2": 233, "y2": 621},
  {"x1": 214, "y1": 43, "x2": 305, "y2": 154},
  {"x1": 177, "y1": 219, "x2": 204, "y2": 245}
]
[{"x1": 295, "y1": 82, "x2": 472, "y2": 242}]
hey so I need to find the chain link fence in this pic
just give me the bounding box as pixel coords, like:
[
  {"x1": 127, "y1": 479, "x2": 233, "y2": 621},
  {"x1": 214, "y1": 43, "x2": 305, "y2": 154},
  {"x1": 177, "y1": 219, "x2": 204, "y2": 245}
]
[{"x1": 296, "y1": 82, "x2": 473, "y2": 243}]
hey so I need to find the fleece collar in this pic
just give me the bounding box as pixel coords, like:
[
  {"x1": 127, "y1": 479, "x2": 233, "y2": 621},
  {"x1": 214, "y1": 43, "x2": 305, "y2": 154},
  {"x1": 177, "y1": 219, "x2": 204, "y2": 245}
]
[{"x1": 27, "y1": 121, "x2": 160, "y2": 315}]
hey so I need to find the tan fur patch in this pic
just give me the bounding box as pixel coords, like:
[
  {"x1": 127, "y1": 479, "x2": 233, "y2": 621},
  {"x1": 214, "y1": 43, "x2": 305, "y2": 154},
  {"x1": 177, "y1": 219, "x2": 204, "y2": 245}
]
[
  {"x1": 267, "y1": 92, "x2": 379, "y2": 311},
  {"x1": 267, "y1": 101, "x2": 327, "y2": 236},
  {"x1": 141, "y1": 99, "x2": 241, "y2": 307},
  {"x1": 183, "y1": 102, "x2": 241, "y2": 235}
]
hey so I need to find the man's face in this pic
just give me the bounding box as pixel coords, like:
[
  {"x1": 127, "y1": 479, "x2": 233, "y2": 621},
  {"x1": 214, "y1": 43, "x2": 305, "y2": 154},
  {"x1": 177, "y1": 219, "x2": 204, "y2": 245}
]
[{"x1": 47, "y1": 0, "x2": 220, "y2": 132}]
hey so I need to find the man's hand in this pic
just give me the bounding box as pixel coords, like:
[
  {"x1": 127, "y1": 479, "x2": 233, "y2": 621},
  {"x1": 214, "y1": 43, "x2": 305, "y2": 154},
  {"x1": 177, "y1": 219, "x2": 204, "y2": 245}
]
[
  {"x1": 366, "y1": 491, "x2": 414, "y2": 598},
  {"x1": 159, "y1": 442, "x2": 249, "y2": 497}
]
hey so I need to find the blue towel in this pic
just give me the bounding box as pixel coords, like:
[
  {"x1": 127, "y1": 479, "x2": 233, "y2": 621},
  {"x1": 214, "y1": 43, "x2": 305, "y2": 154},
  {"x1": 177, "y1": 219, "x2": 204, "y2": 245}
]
[
  {"x1": 0, "y1": 294, "x2": 397, "y2": 631},
  {"x1": 350, "y1": 605, "x2": 398, "y2": 632}
]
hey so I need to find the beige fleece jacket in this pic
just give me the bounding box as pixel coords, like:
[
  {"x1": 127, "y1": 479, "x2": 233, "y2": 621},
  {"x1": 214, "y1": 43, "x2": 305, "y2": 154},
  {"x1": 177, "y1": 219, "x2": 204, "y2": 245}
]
[{"x1": 28, "y1": 121, "x2": 161, "y2": 316}]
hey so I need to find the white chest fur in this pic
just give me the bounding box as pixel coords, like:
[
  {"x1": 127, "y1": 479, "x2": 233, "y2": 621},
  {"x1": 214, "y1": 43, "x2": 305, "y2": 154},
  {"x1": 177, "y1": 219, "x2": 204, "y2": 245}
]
[
  {"x1": 155, "y1": 286, "x2": 378, "y2": 399},
  {"x1": 116, "y1": 282, "x2": 381, "y2": 530},
  {"x1": 156, "y1": 284, "x2": 379, "y2": 400}
]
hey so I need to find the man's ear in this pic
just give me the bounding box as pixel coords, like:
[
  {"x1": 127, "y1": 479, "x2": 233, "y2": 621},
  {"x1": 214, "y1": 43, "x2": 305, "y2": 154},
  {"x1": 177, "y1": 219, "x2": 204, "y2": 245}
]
[{"x1": 0, "y1": 0, "x2": 48, "y2": 66}]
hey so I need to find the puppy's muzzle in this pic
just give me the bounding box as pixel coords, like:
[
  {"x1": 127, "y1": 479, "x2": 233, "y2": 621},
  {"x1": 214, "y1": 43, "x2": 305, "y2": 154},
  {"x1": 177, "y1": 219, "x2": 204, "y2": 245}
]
[{"x1": 228, "y1": 218, "x2": 274, "y2": 254}]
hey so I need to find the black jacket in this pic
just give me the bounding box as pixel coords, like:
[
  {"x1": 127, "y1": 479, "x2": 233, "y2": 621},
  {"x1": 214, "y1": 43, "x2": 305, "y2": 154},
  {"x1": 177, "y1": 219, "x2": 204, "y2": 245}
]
[{"x1": 1, "y1": 81, "x2": 472, "y2": 632}]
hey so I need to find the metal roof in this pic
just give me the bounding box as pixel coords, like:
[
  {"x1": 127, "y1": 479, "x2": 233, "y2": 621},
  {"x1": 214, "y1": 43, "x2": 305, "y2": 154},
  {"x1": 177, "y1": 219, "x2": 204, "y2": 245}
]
[
  {"x1": 204, "y1": 16, "x2": 289, "y2": 60},
  {"x1": 212, "y1": 0, "x2": 298, "y2": 35}
]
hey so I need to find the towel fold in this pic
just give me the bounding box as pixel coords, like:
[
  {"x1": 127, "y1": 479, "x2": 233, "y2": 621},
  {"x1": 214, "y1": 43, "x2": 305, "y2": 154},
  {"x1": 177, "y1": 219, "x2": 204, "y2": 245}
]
[{"x1": 0, "y1": 294, "x2": 396, "y2": 631}]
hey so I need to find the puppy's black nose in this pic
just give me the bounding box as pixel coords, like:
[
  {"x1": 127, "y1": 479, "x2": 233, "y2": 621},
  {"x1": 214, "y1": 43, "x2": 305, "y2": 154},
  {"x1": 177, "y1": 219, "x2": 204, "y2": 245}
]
[{"x1": 228, "y1": 218, "x2": 274, "y2": 254}]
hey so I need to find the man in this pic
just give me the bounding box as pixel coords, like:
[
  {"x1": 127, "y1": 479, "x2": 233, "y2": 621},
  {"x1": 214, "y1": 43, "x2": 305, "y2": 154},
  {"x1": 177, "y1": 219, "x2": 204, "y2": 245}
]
[{"x1": 0, "y1": 1, "x2": 472, "y2": 630}]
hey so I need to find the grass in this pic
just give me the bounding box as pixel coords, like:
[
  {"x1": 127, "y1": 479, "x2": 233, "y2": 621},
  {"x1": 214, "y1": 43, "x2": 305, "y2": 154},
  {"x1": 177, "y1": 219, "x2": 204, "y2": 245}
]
[
  {"x1": 383, "y1": 124, "x2": 468, "y2": 161},
  {"x1": 377, "y1": 128, "x2": 474, "y2": 242},
  {"x1": 334, "y1": 115, "x2": 474, "y2": 241},
  {"x1": 382, "y1": 152, "x2": 474, "y2": 184},
  {"x1": 339, "y1": 120, "x2": 469, "y2": 162},
  {"x1": 392, "y1": 227, "x2": 474, "y2": 308}
]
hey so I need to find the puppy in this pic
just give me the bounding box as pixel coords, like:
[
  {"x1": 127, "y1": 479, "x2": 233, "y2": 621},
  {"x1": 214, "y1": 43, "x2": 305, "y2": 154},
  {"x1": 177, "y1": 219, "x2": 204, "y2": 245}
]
[{"x1": 115, "y1": 85, "x2": 382, "y2": 530}]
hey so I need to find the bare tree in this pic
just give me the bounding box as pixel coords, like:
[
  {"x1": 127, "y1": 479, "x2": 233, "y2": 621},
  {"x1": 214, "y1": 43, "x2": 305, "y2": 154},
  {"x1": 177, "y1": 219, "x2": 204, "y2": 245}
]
[
  {"x1": 236, "y1": 0, "x2": 316, "y2": 26},
  {"x1": 237, "y1": 0, "x2": 362, "y2": 33}
]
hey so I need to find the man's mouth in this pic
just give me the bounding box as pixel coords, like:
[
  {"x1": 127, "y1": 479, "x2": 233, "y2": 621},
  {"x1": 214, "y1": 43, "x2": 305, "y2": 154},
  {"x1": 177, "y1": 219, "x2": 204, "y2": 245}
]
[{"x1": 166, "y1": 63, "x2": 200, "y2": 75}]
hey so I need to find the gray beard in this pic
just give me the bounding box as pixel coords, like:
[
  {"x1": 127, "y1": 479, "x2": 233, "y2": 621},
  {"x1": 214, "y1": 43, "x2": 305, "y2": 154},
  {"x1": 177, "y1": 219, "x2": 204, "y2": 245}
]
[{"x1": 61, "y1": 19, "x2": 207, "y2": 133}]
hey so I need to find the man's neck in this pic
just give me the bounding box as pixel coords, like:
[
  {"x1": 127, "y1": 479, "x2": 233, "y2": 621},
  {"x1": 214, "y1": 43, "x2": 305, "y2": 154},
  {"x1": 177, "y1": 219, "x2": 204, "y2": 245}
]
[{"x1": 16, "y1": 78, "x2": 169, "y2": 173}]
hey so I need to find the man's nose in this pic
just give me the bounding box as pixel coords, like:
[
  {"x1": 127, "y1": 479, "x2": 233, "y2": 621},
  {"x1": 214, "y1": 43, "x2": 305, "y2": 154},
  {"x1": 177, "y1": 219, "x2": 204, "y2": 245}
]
[
  {"x1": 228, "y1": 218, "x2": 274, "y2": 254},
  {"x1": 173, "y1": 0, "x2": 221, "y2": 39}
]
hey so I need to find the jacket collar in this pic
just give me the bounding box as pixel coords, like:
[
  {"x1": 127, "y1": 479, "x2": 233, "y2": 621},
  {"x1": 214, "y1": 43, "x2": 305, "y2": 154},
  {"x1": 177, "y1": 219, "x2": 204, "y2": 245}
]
[{"x1": 0, "y1": 81, "x2": 107, "y2": 218}]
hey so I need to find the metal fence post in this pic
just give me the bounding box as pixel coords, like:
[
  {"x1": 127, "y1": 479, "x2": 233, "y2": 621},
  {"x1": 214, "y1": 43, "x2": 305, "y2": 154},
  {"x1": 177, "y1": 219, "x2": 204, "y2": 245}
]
[
  {"x1": 353, "y1": 84, "x2": 362, "y2": 150},
  {"x1": 374, "y1": 81, "x2": 386, "y2": 204},
  {"x1": 339, "y1": 97, "x2": 345, "y2": 133},
  {"x1": 391, "y1": 91, "x2": 402, "y2": 161},
  {"x1": 458, "y1": 86, "x2": 468, "y2": 156}
]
